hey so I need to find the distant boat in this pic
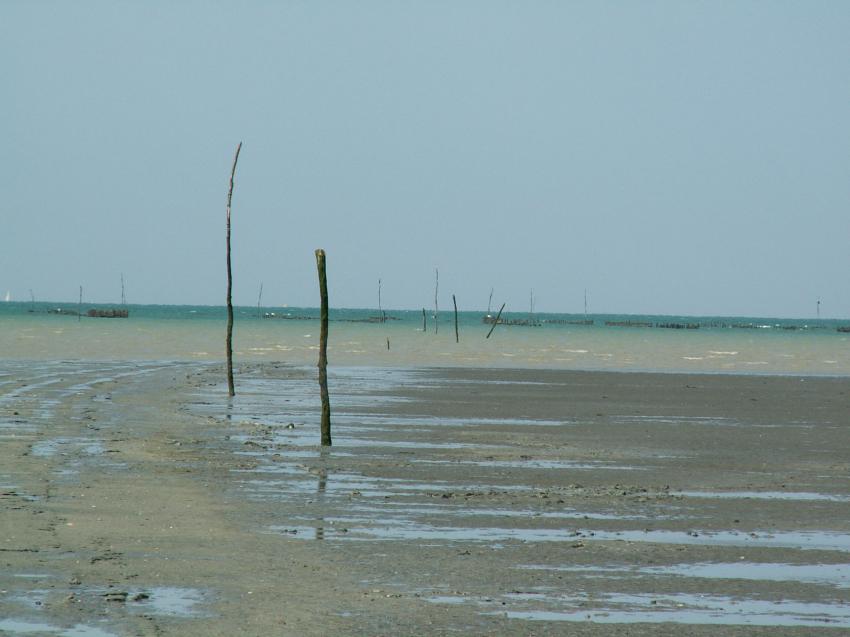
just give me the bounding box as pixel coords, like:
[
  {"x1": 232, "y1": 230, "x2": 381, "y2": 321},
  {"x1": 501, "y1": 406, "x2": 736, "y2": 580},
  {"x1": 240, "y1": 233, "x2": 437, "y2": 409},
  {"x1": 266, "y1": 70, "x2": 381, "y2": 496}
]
[
  {"x1": 482, "y1": 314, "x2": 541, "y2": 327},
  {"x1": 3, "y1": 291, "x2": 9, "y2": 302},
  {"x1": 87, "y1": 308, "x2": 128, "y2": 318}
]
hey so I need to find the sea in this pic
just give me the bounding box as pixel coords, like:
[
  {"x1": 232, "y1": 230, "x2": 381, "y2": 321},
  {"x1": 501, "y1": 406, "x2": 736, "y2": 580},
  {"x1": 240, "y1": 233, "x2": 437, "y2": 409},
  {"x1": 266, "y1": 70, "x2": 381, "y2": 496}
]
[{"x1": 1, "y1": 302, "x2": 849, "y2": 376}]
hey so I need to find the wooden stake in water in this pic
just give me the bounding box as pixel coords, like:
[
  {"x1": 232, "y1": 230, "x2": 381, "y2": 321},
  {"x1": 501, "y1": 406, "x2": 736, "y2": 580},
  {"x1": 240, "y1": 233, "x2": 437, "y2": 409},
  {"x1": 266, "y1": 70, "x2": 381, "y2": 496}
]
[
  {"x1": 257, "y1": 282, "x2": 263, "y2": 319},
  {"x1": 453, "y1": 294, "x2": 459, "y2": 343},
  {"x1": 225, "y1": 141, "x2": 242, "y2": 397},
  {"x1": 422, "y1": 308, "x2": 427, "y2": 333},
  {"x1": 315, "y1": 249, "x2": 332, "y2": 446},
  {"x1": 486, "y1": 303, "x2": 506, "y2": 339},
  {"x1": 434, "y1": 268, "x2": 439, "y2": 334}
]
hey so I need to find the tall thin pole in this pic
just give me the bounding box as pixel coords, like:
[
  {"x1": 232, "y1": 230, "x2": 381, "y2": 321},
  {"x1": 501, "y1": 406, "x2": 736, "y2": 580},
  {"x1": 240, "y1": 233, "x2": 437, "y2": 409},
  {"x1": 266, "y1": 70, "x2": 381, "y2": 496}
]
[
  {"x1": 378, "y1": 278, "x2": 384, "y2": 322},
  {"x1": 225, "y1": 141, "x2": 242, "y2": 398},
  {"x1": 487, "y1": 287, "x2": 494, "y2": 314},
  {"x1": 257, "y1": 282, "x2": 263, "y2": 319},
  {"x1": 78, "y1": 285, "x2": 82, "y2": 321},
  {"x1": 453, "y1": 294, "x2": 459, "y2": 343},
  {"x1": 434, "y1": 268, "x2": 439, "y2": 334},
  {"x1": 422, "y1": 308, "x2": 427, "y2": 333},
  {"x1": 121, "y1": 273, "x2": 126, "y2": 305},
  {"x1": 315, "y1": 249, "x2": 332, "y2": 446}
]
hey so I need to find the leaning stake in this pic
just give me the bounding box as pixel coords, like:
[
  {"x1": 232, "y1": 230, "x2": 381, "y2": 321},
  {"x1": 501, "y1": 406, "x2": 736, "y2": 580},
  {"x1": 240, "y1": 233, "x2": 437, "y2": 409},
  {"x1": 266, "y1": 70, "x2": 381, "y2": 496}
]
[
  {"x1": 486, "y1": 302, "x2": 506, "y2": 339},
  {"x1": 315, "y1": 249, "x2": 332, "y2": 446},
  {"x1": 453, "y1": 294, "x2": 459, "y2": 343},
  {"x1": 225, "y1": 142, "x2": 242, "y2": 397}
]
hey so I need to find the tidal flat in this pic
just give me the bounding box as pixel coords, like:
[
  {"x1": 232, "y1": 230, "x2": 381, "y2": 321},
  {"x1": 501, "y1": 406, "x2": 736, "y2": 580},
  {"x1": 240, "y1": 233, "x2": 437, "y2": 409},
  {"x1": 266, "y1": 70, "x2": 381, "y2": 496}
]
[{"x1": 1, "y1": 361, "x2": 848, "y2": 636}]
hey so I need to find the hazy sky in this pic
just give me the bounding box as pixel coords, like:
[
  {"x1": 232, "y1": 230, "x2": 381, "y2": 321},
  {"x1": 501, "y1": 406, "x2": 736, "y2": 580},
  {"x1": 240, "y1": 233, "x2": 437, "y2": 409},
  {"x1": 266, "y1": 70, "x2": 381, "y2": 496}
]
[{"x1": 3, "y1": 1, "x2": 849, "y2": 317}]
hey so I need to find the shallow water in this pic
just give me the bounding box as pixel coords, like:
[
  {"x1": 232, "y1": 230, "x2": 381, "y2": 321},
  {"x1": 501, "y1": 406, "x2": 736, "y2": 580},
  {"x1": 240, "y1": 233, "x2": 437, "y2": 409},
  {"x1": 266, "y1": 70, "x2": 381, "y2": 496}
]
[
  {"x1": 124, "y1": 587, "x2": 209, "y2": 618},
  {"x1": 193, "y1": 367, "x2": 850, "y2": 572},
  {"x1": 674, "y1": 490, "x2": 850, "y2": 502},
  {"x1": 272, "y1": 519, "x2": 850, "y2": 551},
  {"x1": 30, "y1": 438, "x2": 105, "y2": 458},
  {"x1": 452, "y1": 459, "x2": 645, "y2": 470},
  {"x1": 246, "y1": 474, "x2": 532, "y2": 502},
  {"x1": 491, "y1": 592, "x2": 850, "y2": 627},
  {"x1": 346, "y1": 502, "x2": 659, "y2": 522},
  {"x1": 421, "y1": 586, "x2": 850, "y2": 628},
  {"x1": 0, "y1": 618, "x2": 117, "y2": 636},
  {"x1": 0, "y1": 586, "x2": 207, "y2": 637},
  {"x1": 522, "y1": 562, "x2": 850, "y2": 588},
  {"x1": 3, "y1": 303, "x2": 849, "y2": 374}
]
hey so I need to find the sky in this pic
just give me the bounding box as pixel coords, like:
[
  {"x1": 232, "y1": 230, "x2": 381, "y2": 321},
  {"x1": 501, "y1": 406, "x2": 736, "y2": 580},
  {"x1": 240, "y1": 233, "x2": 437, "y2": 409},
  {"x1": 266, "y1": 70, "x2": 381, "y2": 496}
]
[{"x1": 2, "y1": 1, "x2": 849, "y2": 318}]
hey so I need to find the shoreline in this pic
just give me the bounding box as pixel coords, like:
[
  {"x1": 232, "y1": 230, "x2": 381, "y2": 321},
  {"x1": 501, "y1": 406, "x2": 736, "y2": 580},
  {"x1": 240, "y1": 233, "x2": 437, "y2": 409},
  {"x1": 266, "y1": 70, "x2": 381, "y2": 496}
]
[
  {"x1": 4, "y1": 357, "x2": 850, "y2": 379},
  {"x1": 1, "y1": 361, "x2": 848, "y2": 635}
]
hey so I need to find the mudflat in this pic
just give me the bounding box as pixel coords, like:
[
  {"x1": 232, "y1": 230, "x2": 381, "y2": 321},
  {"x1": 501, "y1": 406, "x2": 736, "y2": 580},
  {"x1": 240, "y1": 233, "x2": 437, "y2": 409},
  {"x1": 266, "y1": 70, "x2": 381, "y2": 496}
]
[{"x1": 1, "y1": 362, "x2": 849, "y2": 635}]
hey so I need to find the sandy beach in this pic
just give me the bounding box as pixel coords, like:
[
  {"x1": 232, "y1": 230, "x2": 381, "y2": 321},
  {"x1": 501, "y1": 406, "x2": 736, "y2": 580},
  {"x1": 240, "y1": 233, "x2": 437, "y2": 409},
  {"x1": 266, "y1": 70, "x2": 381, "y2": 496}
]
[{"x1": 2, "y1": 362, "x2": 849, "y2": 635}]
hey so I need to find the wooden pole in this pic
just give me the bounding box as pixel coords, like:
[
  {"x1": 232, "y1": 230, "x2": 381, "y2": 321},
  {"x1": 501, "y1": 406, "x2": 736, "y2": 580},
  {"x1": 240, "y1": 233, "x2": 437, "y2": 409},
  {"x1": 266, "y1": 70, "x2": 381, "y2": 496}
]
[
  {"x1": 257, "y1": 282, "x2": 263, "y2": 319},
  {"x1": 486, "y1": 302, "x2": 506, "y2": 339},
  {"x1": 422, "y1": 308, "x2": 427, "y2": 332},
  {"x1": 453, "y1": 294, "x2": 459, "y2": 343},
  {"x1": 378, "y1": 278, "x2": 384, "y2": 322},
  {"x1": 315, "y1": 249, "x2": 332, "y2": 446},
  {"x1": 225, "y1": 141, "x2": 242, "y2": 397},
  {"x1": 434, "y1": 268, "x2": 439, "y2": 334}
]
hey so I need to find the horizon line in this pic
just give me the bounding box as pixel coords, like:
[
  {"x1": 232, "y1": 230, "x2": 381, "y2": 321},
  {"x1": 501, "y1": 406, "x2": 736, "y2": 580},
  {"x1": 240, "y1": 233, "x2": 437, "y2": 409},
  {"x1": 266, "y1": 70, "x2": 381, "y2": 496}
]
[{"x1": 3, "y1": 299, "x2": 846, "y2": 322}]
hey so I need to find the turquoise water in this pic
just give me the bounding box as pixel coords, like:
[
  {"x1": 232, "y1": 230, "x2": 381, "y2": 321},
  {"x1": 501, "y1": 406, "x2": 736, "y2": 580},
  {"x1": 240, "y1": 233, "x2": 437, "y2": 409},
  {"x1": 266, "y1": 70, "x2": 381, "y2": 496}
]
[{"x1": 1, "y1": 302, "x2": 849, "y2": 375}]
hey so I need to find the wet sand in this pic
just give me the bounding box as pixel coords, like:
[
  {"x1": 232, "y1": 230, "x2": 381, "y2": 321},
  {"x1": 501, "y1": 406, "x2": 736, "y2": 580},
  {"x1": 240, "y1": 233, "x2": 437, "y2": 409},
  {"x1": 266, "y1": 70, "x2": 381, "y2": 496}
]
[{"x1": 1, "y1": 362, "x2": 849, "y2": 635}]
